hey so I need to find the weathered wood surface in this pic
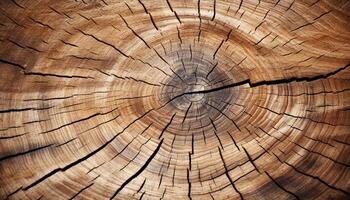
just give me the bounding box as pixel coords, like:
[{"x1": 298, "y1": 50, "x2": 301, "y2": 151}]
[{"x1": 0, "y1": 0, "x2": 350, "y2": 199}]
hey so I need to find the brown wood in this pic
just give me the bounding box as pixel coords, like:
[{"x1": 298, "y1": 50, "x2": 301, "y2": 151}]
[{"x1": 0, "y1": 0, "x2": 350, "y2": 199}]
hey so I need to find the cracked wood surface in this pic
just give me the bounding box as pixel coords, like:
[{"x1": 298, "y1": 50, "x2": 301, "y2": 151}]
[{"x1": 0, "y1": 0, "x2": 350, "y2": 199}]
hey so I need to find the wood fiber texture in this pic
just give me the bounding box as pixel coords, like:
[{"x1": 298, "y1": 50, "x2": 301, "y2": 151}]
[{"x1": 0, "y1": 0, "x2": 350, "y2": 199}]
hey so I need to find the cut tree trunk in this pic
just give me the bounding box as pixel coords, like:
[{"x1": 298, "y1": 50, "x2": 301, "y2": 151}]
[{"x1": 0, "y1": 0, "x2": 350, "y2": 199}]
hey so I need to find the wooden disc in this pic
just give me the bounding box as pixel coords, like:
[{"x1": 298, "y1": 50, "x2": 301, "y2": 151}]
[{"x1": 0, "y1": 0, "x2": 350, "y2": 199}]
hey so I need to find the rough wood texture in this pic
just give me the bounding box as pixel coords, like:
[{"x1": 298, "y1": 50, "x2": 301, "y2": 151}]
[{"x1": 0, "y1": 0, "x2": 350, "y2": 199}]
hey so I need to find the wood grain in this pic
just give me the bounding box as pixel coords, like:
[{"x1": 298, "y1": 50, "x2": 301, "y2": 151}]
[{"x1": 0, "y1": 0, "x2": 349, "y2": 199}]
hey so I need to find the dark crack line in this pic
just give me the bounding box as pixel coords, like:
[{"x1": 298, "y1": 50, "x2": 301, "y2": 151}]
[
  {"x1": 206, "y1": 102, "x2": 241, "y2": 131},
  {"x1": 214, "y1": 131, "x2": 224, "y2": 149},
  {"x1": 109, "y1": 139, "x2": 164, "y2": 199},
  {"x1": 11, "y1": 0, "x2": 24, "y2": 9},
  {"x1": 292, "y1": 138, "x2": 350, "y2": 168},
  {"x1": 0, "y1": 132, "x2": 28, "y2": 140},
  {"x1": 60, "y1": 39, "x2": 78, "y2": 47},
  {"x1": 119, "y1": 14, "x2": 151, "y2": 49},
  {"x1": 0, "y1": 144, "x2": 53, "y2": 162},
  {"x1": 181, "y1": 58, "x2": 186, "y2": 72},
  {"x1": 205, "y1": 62, "x2": 219, "y2": 79},
  {"x1": 236, "y1": 0, "x2": 243, "y2": 15},
  {"x1": 159, "y1": 113, "x2": 176, "y2": 139},
  {"x1": 313, "y1": 10, "x2": 332, "y2": 21},
  {"x1": 333, "y1": 139, "x2": 350, "y2": 146},
  {"x1": 191, "y1": 134, "x2": 195, "y2": 155},
  {"x1": 2, "y1": 12, "x2": 24, "y2": 27},
  {"x1": 0, "y1": 106, "x2": 53, "y2": 114},
  {"x1": 218, "y1": 147, "x2": 244, "y2": 199},
  {"x1": 70, "y1": 114, "x2": 121, "y2": 144},
  {"x1": 123, "y1": 76, "x2": 161, "y2": 87},
  {"x1": 149, "y1": 13, "x2": 159, "y2": 30},
  {"x1": 21, "y1": 99, "x2": 172, "y2": 191},
  {"x1": 165, "y1": 0, "x2": 181, "y2": 24},
  {"x1": 125, "y1": 2, "x2": 134, "y2": 14},
  {"x1": 0, "y1": 107, "x2": 36, "y2": 114},
  {"x1": 75, "y1": 28, "x2": 129, "y2": 58},
  {"x1": 242, "y1": 147, "x2": 260, "y2": 173},
  {"x1": 257, "y1": 104, "x2": 349, "y2": 127},
  {"x1": 212, "y1": 0, "x2": 216, "y2": 21},
  {"x1": 182, "y1": 102, "x2": 192, "y2": 124},
  {"x1": 198, "y1": 0, "x2": 201, "y2": 20},
  {"x1": 86, "y1": 162, "x2": 105, "y2": 174},
  {"x1": 153, "y1": 49, "x2": 186, "y2": 82},
  {"x1": 24, "y1": 90, "x2": 111, "y2": 102},
  {"x1": 184, "y1": 62, "x2": 350, "y2": 95},
  {"x1": 226, "y1": 29, "x2": 233, "y2": 41},
  {"x1": 274, "y1": 0, "x2": 281, "y2": 7},
  {"x1": 137, "y1": 0, "x2": 148, "y2": 14},
  {"x1": 24, "y1": 71, "x2": 93, "y2": 79},
  {"x1": 136, "y1": 57, "x2": 172, "y2": 77},
  {"x1": 229, "y1": 56, "x2": 246, "y2": 71},
  {"x1": 137, "y1": 179, "x2": 146, "y2": 193},
  {"x1": 110, "y1": 128, "x2": 144, "y2": 161},
  {"x1": 8, "y1": 39, "x2": 25, "y2": 48},
  {"x1": 227, "y1": 131, "x2": 240, "y2": 151},
  {"x1": 209, "y1": 116, "x2": 217, "y2": 131},
  {"x1": 29, "y1": 16, "x2": 55, "y2": 30},
  {"x1": 284, "y1": 161, "x2": 350, "y2": 195},
  {"x1": 265, "y1": 171, "x2": 300, "y2": 199},
  {"x1": 22, "y1": 108, "x2": 155, "y2": 191},
  {"x1": 160, "y1": 188, "x2": 167, "y2": 200},
  {"x1": 255, "y1": 32, "x2": 271, "y2": 45},
  {"x1": 187, "y1": 168, "x2": 192, "y2": 200},
  {"x1": 40, "y1": 112, "x2": 102, "y2": 134},
  {"x1": 137, "y1": 0, "x2": 158, "y2": 30},
  {"x1": 140, "y1": 191, "x2": 146, "y2": 200},
  {"x1": 213, "y1": 40, "x2": 224, "y2": 59},
  {"x1": 174, "y1": 11, "x2": 182, "y2": 24},
  {"x1": 166, "y1": 0, "x2": 173, "y2": 12},
  {"x1": 1, "y1": 59, "x2": 93, "y2": 80},
  {"x1": 4, "y1": 186, "x2": 22, "y2": 200},
  {"x1": 48, "y1": 6, "x2": 63, "y2": 15},
  {"x1": 68, "y1": 182, "x2": 94, "y2": 200},
  {"x1": 80, "y1": 56, "x2": 169, "y2": 82},
  {"x1": 158, "y1": 174, "x2": 163, "y2": 189},
  {"x1": 177, "y1": 26, "x2": 182, "y2": 44}
]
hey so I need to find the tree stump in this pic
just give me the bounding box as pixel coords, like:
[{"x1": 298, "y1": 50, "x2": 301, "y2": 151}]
[{"x1": 0, "y1": 0, "x2": 350, "y2": 199}]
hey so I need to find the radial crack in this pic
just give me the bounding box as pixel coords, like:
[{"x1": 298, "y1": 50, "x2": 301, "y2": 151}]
[
  {"x1": 184, "y1": 62, "x2": 350, "y2": 95},
  {"x1": 159, "y1": 113, "x2": 176, "y2": 139},
  {"x1": 265, "y1": 172, "x2": 300, "y2": 199},
  {"x1": 109, "y1": 139, "x2": 164, "y2": 199},
  {"x1": 218, "y1": 147, "x2": 244, "y2": 199},
  {"x1": 22, "y1": 108, "x2": 156, "y2": 191},
  {"x1": 0, "y1": 144, "x2": 53, "y2": 162}
]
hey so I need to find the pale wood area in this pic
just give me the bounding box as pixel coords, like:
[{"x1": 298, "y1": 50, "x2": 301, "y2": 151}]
[{"x1": 0, "y1": 0, "x2": 350, "y2": 199}]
